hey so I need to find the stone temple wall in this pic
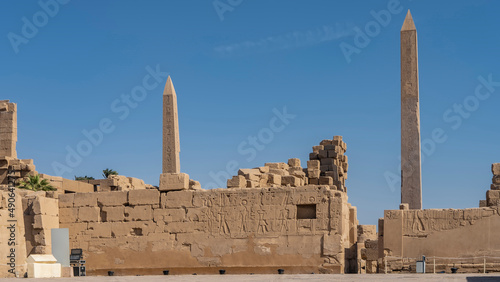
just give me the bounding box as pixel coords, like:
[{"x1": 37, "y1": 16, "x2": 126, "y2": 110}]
[
  {"x1": 381, "y1": 206, "x2": 500, "y2": 273},
  {"x1": 58, "y1": 185, "x2": 358, "y2": 275}
]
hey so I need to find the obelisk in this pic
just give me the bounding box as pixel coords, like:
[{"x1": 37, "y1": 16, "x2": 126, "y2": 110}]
[
  {"x1": 159, "y1": 76, "x2": 189, "y2": 191},
  {"x1": 400, "y1": 10, "x2": 422, "y2": 209},
  {"x1": 163, "y1": 76, "x2": 180, "y2": 174}
]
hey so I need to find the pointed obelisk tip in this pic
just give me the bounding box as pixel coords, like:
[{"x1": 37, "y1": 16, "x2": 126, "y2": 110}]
[
  {"x1": 163, "y1": 75, "x2": 176, "y2": 95},
  {"x1": 401, "y1": 10, "x2": 416, "y2": 31}
]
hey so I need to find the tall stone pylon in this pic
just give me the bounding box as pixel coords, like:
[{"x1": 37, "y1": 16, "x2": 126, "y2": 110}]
[
  {"x1": 400, "y1": 10, "x2": 422, "y2": 209},
  {"x1": 163, "y1": 76, "x2": 180, "y2": 174}
]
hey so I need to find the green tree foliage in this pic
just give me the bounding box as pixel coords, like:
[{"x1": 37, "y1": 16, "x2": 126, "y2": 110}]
[{"x1": 17, "y1": 175, "x2": 56, "y2": 192}]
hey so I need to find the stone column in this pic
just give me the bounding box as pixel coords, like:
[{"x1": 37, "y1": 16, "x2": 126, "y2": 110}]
[{"x1": 400, "y1": 10, "x2": 422, "y2": 209}]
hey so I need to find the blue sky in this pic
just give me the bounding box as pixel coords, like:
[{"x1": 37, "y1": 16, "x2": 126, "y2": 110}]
[{"x1": 1, "y1": 0, "x2": 499, "y2": 225}]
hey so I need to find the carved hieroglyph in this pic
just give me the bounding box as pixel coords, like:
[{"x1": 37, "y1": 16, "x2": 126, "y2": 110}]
[
  {"x1": 163, "y1": 76, "x2": 180, "y2": 174},
  {"x1": 400, "y1": 10, "x2": 422, "y2": 209}
]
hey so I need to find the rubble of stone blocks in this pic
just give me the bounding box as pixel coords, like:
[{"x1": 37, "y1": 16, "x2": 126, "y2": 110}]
[
  {"x1": 357, "y1": 225, "x2": 378, "y2": 274},
  {"x1": 227, "y1": 135, "x2": 349, "y2": 190},
  {"x1": 0, "y1": 158, "x2": 37, "y2": 186},
  {"x1": 307, "y1": 136, "x2": 348, "y2": 190},
  {"x1": 481, "y1": 163, "x2": 500, "y2": 207},
  {"x1": 89, "y1": 175, "x2": 154, "y2": 192},
  {"x1": 227, "y1": 159, "x2": 307, "y2": 189}
]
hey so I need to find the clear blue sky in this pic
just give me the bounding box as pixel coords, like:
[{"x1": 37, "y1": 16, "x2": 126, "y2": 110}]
[{"x1": 1, "y1": 0, "x2": 499, "y2": 225}]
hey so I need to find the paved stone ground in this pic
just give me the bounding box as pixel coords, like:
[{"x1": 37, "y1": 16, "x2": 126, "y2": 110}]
[{"x1": 3, "y1": 274, "x2": 500, "y2": 281}]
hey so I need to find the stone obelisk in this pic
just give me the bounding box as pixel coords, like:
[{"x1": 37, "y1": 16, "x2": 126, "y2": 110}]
[
  {"x1": 160, "y1": 76, "x2": 189, "y2": 191},
  {"x1": 400, "y1": 10, "x2": 422, "y2": 209},
  {"x1": 163, "y1": 76, "x2": 180, "y2": 174}
]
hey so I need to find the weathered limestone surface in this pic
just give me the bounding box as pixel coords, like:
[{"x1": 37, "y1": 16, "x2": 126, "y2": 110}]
[
  {"x1": 400, "y1": 10, "x2": 422, "y2": 210},
  {"x1": 0, "y1": 100, "x2": 17, "y2": 158},
  {"x1": 57, "y1": 186, "x2": 358, "y2": 275},
  {"x1": 162, "y1": 76, "x2": 180, "y2": 174},
  {"x1": 381, "y1": 206, "x2": 500, "y2": 272},
  {"x1": 0, "y1": 190, "x2": 28, "y2": 277}
]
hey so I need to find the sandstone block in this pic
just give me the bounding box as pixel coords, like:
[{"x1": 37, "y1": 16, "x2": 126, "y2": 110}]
[
  {"x1": 189, "y1": 179, "x2": 202, "y2": 190},
  {"x1": 159, "y1": 173, "x2": 189, "y2": 191},
  {"x1": 324, "y1": 171, "x2": 339, "y2": 181},
  {"x1": 309, "y1": 153, "x2": 319, "y2": 160},
  {"x1": 265, "y1": 162, "x2": 289, "y2": 170},
  {"x1": 244, "y1": 173, "x2": 260, "y2": 182},
  {"x1": 312, "y1": 145, "x2": 324, "y2": 153},
  {"x1": 33, "y1": 196, "x2": 59, "y2": 216},
  {"x1": 320, "y1": 158, "x2": 334, "y2": 166},
  {"x1": 238, "y1": 168, "x2": 260, "y2": 175},
  {"x1": 97, "y1": 191, "x2": 128, "y2": 206},
  {"x1": 319, "y1": 176, "x2": 333, "y2": 185},
  {"x1": 87, "y1": 222, "x2": 112, "y2": 238},
  {"x1": 163, "y1": 191, "x2": 193, "y2": 208},
  {"x1": 246, "y1": 180, "x2": 259, "y2": 188},
  {"x1": 307, "y1": 160, "x2": 320, "y2": 169},
  {"x1": 288, "y1": 158, "x2": 301, "y2": 167},
  {"x1": 59, "y1": 208, "x2": 78, "y2": 224},
  {"x1": 257, "y1": 166, "x2": 269, "y2": 173},
  {"x1": 491, "y1": 184, "x2": 500, "y2": 190},
  {"x1": 58, "y1": 193, "x2": 74, "y2": 208},
  {"x1": 129, "y1": 189, "x2": 160, "y2": 205},
  {"x1": 282, "y1": 175, "x2": 300, "y2": 187},
  {"x1": 322, "y1": 233, "x2": 342, "y2": 256},
  {"x1": 259, "y1": 176, "x2": 269, "y2": 188},
  {"x1": 493, "y1": 175, "x2": 500, "y2": 185},
  {"x1": 77, "y1": 206, "x2": 100, "y2": 222},
  {"x1": 479, "y1": 200, "x2": 487, "y2": 207},
  {"x1": 320, "y1": 139, "x2": 333, "y2": 146},
  {"x1": 227, "y1": 175, "x2": 246, "y2": 188},
  {"x1": 307, "y1": 169, "x2": 320, "y2": 179},
  {"x1": 268, "y1": 168, "x2": 289, "y2": 176},
  {"x1": 266, "y1": 173, "x2": 281, "y2": 185},
  {"x1": 492, "y1": 163, "x2": 500, "y2": 175},
  {"x1": 125, "y1": 205, "x2": 152, "y2": 221},
  {"x1": 327, "y1": 150, "x2": 338, "y2": 158},
  {"x1": 33, "y1": 214, "x2": 59, "y2": 230},
  {"x1": 487, "y1": 190, "x2": 500, "y2": 206},
  {"x1": 309, "y1": 178, "x2": 319, "y2": 185},
  {"x1": 153, "y1": 208, "x2": 185, "y2": 222},
  {"x1": 128, "y1": 177, "x2": 146, "y2": 189},
  {"x1": 318, "y1": 150, "x2": 328, "y2": 159},
  {"x1": 73, "y1": 192, "x2": 98, "y2": 207},
  {"x1": 101, "y1": 206, "x2": 125, "y2": 222},
  {"x1": 399, "y1": 203, "x2": 409, "y2": 210}
]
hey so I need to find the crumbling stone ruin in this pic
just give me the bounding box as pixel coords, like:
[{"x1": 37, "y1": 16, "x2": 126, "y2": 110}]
[
  {"x1": 227, "y1": 136, "x2": 348, "y2": 191},
  {"x1": 1, "y1": 10, "x2": 500, "y2": 278}
]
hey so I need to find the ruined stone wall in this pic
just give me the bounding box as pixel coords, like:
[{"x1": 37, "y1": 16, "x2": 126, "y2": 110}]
[
  {"x1": 0, "y1": 190, "x2": 27, "y2": 277},
  {"x1": 382, "y1": 207, "x2": 500, "y2": 272},
  {"x1": 58, "y1": 186, "x2": 358, "y2": 275},
  {"x1": 227, "y1": 136, "x2": 349, "y2": 191},
  {"x1": 0, "y1": 100, "x2": 16, "y2": 159}
]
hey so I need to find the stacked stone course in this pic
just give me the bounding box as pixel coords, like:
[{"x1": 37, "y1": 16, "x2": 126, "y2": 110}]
[
  {"x1": 227, "y1": 136, "x2": 348, "y2": 191},
  {"x1": 482, "y1": 163, "x2": 500, "y2": 207},
  {"x1": 307, "y1": 136, "x2": 348, "y2": 190}
]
